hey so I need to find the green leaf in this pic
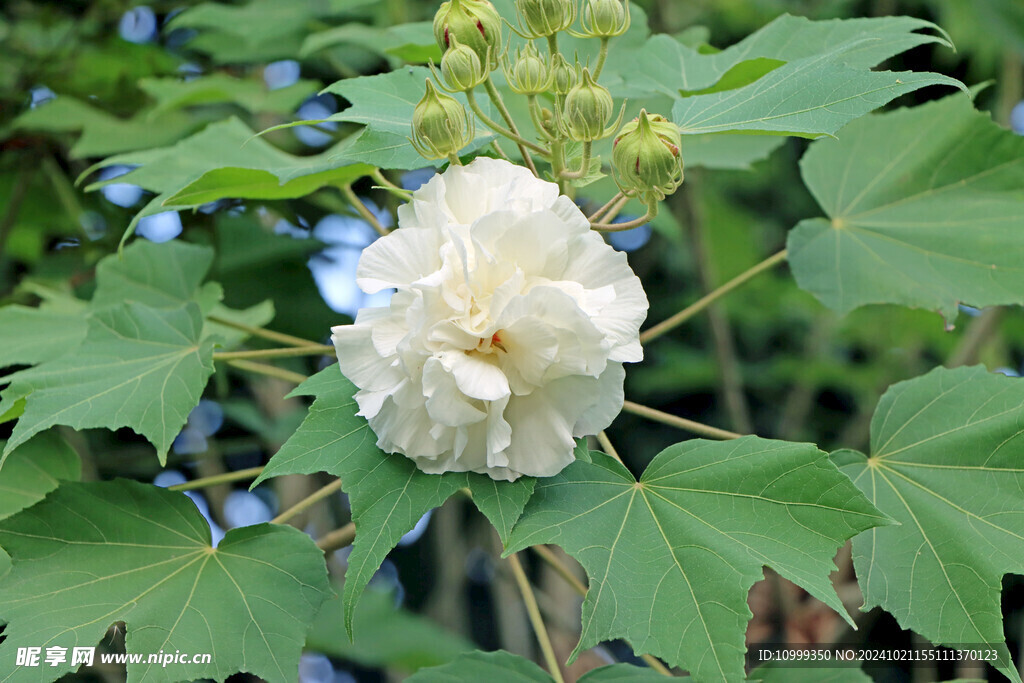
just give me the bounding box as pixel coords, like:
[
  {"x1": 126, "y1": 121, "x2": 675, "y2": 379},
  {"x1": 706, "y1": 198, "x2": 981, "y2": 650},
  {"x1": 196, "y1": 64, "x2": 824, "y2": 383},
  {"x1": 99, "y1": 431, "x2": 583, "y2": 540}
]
[
  {"x1": 317, "y1": 67, "x2": 497, "y2": 167},
  {"x1": 607, "y1": 14, "x2": 953, "y2": 99},
  {"x1": 0, "y1": 303, "x2": 215, "y2": 466},
  {"x1": 139, "y1": 74, "x2": 318, "y2": 117},
  {"x1": 749, "y1": 661, "x2": 871, "y2": 683},
  {"x1": 13, "y1": 97, "x2": 198, "y2": 158},
  {"x1": 839, "y1": 365, "x2": 1024, "y2": 683},
  {"x1": 84, "y1": 118, "x2": 368, "y2": 241},
  {"x1": 505, "y1": 438, "x2": 892, "y2": 682},
  {"x1": 0, "y1": 432, "x2": 79, "y2": 520},
  {"x1": 671, "y1": 45, "x2": 962, "y2": 137},
  {"x1": 0, "y1": 305, "x2": 87, "y2": 368},
  {"x1": 305, "y1": 586, "x2": 474, "y2": 672},
  {"x1": 580, "y1": 664, "x2": 690, "y2": 682},
  {"x1": 679, "y1": 135, "x2": 784, "y2": 171},
  {"x1": 301, "y1": 21, "x2": 440, "y2": 64},
  {"x1": 92, "y1": 240, "x2": 215, "y2": 310},
  {"x1": 163, "y1": 163, "x2": 373, "y2": 207},
  {"x1": 787, "y1": 93, "x2": 1024, "y2": 319},
  {"x1": 0, "y1": 480, "x2": 331, "y2": 682},
  {"x1": 205, "y1": 300, "x2": 276, "y2": 349},
  {"x1": 405, "y1": 650, "x2": 552, "y2": 682},
  {"x1": 252, "y1": 367, "x2": 535, "y2": 632}
]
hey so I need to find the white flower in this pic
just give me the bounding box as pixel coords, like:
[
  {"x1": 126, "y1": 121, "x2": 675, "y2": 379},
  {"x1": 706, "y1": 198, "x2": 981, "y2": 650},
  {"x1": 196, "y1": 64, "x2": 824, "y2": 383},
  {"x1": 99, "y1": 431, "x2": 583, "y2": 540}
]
[{"x1": 331, "y1": 157, "x2": 648, "y2": 481}]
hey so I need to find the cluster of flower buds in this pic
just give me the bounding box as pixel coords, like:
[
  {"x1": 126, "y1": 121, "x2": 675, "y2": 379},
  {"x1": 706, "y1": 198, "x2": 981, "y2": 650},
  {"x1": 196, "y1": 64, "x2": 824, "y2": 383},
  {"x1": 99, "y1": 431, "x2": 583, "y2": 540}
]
[
  {"x1": 433, "y1": 0, "x2": 503, "y2": 69},
  {"x1": 612, "y1": 109, "x2": 684, "y2": 201},
  {"x1": 410, "y1": 80, "x2": 474, "y2": 160},
  {"x1": 512, "y1": 0, "x2": 576, "y2": 39},
  {"x1": 576, "y1": 0, "x2": 630, "y2": 38}
]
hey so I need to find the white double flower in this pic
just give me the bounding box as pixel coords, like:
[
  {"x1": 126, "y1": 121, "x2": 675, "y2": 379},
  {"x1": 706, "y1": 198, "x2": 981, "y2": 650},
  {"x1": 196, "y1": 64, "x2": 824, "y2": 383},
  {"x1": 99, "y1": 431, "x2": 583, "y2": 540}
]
[{"x1": 332, "y1": 157, "x2": 647, "y2": 481}]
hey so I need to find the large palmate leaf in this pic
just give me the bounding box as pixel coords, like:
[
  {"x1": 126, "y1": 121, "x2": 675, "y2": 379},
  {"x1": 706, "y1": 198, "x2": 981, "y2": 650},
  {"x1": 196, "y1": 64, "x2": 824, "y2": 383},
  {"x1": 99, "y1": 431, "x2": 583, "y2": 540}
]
[
  {"x1": 0, "y1": 305, "x2": 87, "y2": 368},
  {"x1": 505, "y1": 439, "x2": 891, "y2": 683},
  {"x1": 83, "y1": 118, "x2": 369, "y2": 240},
  {"x1": 0, "y1": 480, "x2": 331, "y2": 682},
  {"x1": 0, "y1": 432, "x2": 79, "y2": 521},
  {"x1": 92, "y1": 239, "x2": 216, "y2": 310},
  {"x1": 13, "y1": 97, "x2": 199, "y2": 158},
  {"x1": 139, "y1": 74, "x2": 318, "y2": 117},
  {"x1": 788, "y1": 94, "x2": 1024, "y2": 319},
  {"x1": 306, "y1": 586, "x2": 474, "y2": 672},
  {"x1": 0, "y1": 303, "x2": 215, "y2": 466},
  {"x1": 838, "y1": 365, "x2": 1024, "y2": 683},
  {"x1": 405, "y1": 650, "x2": 682, "y2": 682},
  {"x1": 607, "y1": 15, "x2": 952, "y2": 99},
  {"x1": 252, "y1": 367, "x2": 535, "y2": 632}
]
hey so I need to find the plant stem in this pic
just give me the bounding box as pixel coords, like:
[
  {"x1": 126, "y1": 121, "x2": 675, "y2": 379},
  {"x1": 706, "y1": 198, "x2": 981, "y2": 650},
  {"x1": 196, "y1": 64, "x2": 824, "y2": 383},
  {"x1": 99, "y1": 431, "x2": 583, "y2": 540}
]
[
  {"x1": 546, "y1": 34, "x2": 559, "y2": 57},
  {"x1": 590, "y1": 199, "x2": 657, "y2": 231},
  {"x1": 587, "y1": 192, "x2": 625, "y2": 222},
  {"x1": 317, "y1": 522, "x2": 356, "y2": 552},
  {"x1": 213, "y1": 345, "x2": 335, "y2": 361},
  {"x1": 593, "y1": 37, "x2": 610, "y2": 79},
  {"x1": 207, "y1": 315, "x2": 323, "y2": 348},
  {"x1": 602, "y1": 194, "x2": 630, "y2": 224},
  {"x1": 370, "y1": 169, "x2": 413, "y2": 200},
  {"x1": 639, "y1": 250, "x2": 788, "y2": 344},
  {"x1": 527, "y1": 95, "x2": 555, "y2": 141},
  {"x1": 507, "y1": 553, "x2": 566, "y2": 683},
  {"x1": 530, "y1": 545, "x2": 587, "y2": 595},
  {"x1": 621, "y1": 401, "x2": 742, "y2": 440},
  {"x1": 529, "y1": 546, "x2": 674, "y2": 676},
  {"x1": 560, "y1": 141, "x2": 592, "y2": 179},
  {"x1": 483, "y1": 79, "x2": 543, "y2": 177},
  {"x1": 597, "y1": 430, "x2": 622, "y2": 462},
  {"x1": 341, "y1": 183, "x2": 390, "y2": 236},
  {"x1": 226, "y1": 360, "x2": 309, "y2": 385},
  {"x1": 272, "y1": 479, "x2": 344, "y2": 525},
  {"x1": 167, "y1": 466, "x2": 265, "y2": 491},
  {"x1": 466, "y1": 87, "x2": 548, "y2": 157}
]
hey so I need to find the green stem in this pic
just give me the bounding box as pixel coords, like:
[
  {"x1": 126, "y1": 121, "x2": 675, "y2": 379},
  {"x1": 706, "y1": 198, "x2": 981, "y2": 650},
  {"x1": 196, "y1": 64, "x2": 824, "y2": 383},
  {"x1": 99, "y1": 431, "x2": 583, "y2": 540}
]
[
  {"x1": 206, "y1": 315, "x2": 323, "y2": 348},
  {"x1": 546, "y1": 34, "x2": 559, "y2": 58},
  {"x1": 638, "y1": 250, "x2": 788, "y2": 344},
  {"x1": 466, "y1": 88, "x2": 548, "y2": 157},
  {"x1": 213, "y1": 345, "x2": 334, "y2": 361},
  {"x1": 589, "y1": 199, "x2": 657, "y2": 231},
  {"x1": 593, "y1": 37, "x2": 610, "y2": 79},
  {"x1": 370, "y1": 169, "x2": 413, "y2": 200},
  {"x1": 508, "y1": 553, "x2": 566, "y2": 683},
  {"x1": 226, "y1": 360, "x2": 309, "y2": 384},
  {"x1": 587, "y1": 191, "x2": 625, "y2": 222},
  {"x1": 317, "y1": 522, "x2": 356, "y2": 552},
  {"x1": 168, "y1": 467, "x2": 265, "y2": 492},
  {"x1": 482, "y1": 79, "x2": 543, "y2": 177},
  {"x1": 271, "y1": 479, "x2": 344, "y2": 525},
  {"x1": 560, "y1": 140, "x2": 592, "y2": 179},
  {"x1": 341, "y1": 183, "x2": 390, "y2": 236},
  {"x1": 621, "y1": 401, "x2": 743, "y2": 440}
]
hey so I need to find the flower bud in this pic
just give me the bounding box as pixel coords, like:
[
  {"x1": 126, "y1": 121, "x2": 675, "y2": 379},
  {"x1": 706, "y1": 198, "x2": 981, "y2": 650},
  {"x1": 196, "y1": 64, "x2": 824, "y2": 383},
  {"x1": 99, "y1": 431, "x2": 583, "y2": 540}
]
[
  {"x1": 562, "y1": 67, "x2": 613, "y2": 142},
  {"x1": 514, "y1": 0, "x2": 575, "y2": 38},
  {"x1": 433, "y1": 0, "x2": 503, "y2": 69},
  {"x1": 411, "y1": 80, "x2": 474, "y2": 160},
  {"x1": 440, "y1": 36, "x2": 488, "y2": 91},
  {"x1": 612, "y1": 109, "x2": 684, "y2": 200},
  {"x1": 579, "y1": 0, "x2": 630, "y2": 38},
  {"x1": 549, "y1": 54, "x2": 577, "y2": 95},
  {"x1": 505, "y1": 44, "x2": 552, "y2": 95}
]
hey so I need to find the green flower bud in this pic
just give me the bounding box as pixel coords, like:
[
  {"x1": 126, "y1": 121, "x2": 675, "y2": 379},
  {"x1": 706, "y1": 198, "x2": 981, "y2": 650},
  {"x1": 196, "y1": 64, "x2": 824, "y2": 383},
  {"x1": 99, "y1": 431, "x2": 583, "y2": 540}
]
[
  {"x1": 441, "y1": 36, "x2": 488, "y2": 91},
  {"x1": 411, "y1": 80, "x2": 474, "y2": 160},
  {"x1": 562, "y1": 67, "x2": 613, "y2": 142},
  {"x1": 578, "y1": 0, "x2": 630, "y2": 38},
  {"x1": 549, "y1": 53, "x2": 577, "y2": 95},
  {"x1": 433, "y1": 0, "x2": 503, "y2": 69},
  {"x1": 514, "y1": 0, "x2": 575, "y2": 38},
  {"x1": 505, "y1": 44, "x2": 552, "y2": 95},
  {"x1": 612, "y1": 109, "x2": 684, "y2": 200}
]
